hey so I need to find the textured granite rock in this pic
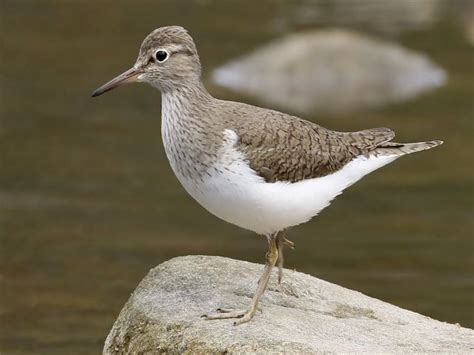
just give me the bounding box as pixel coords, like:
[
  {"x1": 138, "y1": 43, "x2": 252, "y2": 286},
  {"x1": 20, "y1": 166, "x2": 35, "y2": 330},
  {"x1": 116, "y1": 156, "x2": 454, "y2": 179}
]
[
  {"x1": 212, "y1": 29, "x2": 446, "y2": 115},
  {"x1": 104, "y1": 255, "x2": 473, "y2": 354}
]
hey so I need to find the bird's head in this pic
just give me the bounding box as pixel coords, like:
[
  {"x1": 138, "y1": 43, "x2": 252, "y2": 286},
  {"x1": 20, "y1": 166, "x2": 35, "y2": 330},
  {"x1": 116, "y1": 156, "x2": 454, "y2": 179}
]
[{"x1": 92, "y1": 26, "x2": 201, "y2": 97}]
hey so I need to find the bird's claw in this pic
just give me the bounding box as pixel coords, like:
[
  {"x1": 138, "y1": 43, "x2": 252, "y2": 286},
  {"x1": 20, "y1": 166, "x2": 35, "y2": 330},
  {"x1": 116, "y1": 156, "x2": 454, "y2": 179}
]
[{"x1": 202, "y1": 307, "x2": 261, "y2": 325}]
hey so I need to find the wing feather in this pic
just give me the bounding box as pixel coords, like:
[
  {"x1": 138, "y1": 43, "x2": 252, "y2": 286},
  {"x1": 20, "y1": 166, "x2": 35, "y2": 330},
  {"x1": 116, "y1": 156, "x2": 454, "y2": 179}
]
[{"x1": 222, "y1": 102, "x2": 394, "y2": 183}]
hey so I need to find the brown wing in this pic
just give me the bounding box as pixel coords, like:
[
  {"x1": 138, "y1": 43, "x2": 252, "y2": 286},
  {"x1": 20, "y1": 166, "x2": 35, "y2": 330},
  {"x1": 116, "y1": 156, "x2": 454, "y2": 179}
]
[{"x1": 226, "y1": 105, "x2": 395, "y2": 183}]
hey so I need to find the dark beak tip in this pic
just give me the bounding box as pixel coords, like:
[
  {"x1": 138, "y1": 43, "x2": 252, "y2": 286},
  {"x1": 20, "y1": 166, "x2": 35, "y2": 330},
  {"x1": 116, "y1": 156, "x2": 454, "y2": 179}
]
[
  {"x1": 90, "y1": 67, "x2": 139, "y2": 99},
  {"x1": 91, "y1": 86, "x2": 106, "y2": 97}
]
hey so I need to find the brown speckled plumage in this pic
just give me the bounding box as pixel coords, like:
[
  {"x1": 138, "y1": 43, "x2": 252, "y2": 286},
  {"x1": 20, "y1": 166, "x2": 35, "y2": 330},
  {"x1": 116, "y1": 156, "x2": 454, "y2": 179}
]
[
  {"x1": 221, "y1": 102, "x2": 396, "y2": 182},
  {"x1": 126, "y1": 26, "x2": 442, "y2": 183},
  {"x1": 161, "y1": 83, "x2": 440, "y2": 183}
]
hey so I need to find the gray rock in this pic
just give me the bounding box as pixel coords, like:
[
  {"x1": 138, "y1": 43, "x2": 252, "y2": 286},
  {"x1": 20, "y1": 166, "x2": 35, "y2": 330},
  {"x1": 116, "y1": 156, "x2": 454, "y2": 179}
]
[
  {"x1": 212, "y1": 30, "x2": 446, "y2": 115},
  {"x1": 104, "y1": 255, "x2": 473, "y2": 354}
]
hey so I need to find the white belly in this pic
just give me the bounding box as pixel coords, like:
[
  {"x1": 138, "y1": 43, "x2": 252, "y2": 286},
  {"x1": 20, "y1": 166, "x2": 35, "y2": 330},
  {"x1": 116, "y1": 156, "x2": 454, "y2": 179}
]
[{"x1": 170, "y1": 149, "x2": 397, "y2": 236}]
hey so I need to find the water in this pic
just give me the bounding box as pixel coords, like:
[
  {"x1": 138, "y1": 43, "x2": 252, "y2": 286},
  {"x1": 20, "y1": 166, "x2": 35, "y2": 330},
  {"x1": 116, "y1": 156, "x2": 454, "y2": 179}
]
[{"x1": 1, "y1": 1, "x2": 473, "y2": 353}]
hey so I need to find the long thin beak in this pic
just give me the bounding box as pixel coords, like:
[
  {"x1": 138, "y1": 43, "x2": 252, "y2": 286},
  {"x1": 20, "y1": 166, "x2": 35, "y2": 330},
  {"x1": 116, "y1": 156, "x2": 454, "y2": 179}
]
[{"x1": 91, "y1": 67, "x2": 141, "y2": 97}]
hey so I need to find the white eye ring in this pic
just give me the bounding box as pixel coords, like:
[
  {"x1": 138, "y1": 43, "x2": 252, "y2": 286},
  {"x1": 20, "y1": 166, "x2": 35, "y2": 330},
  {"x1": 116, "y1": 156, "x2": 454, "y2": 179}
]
[{"x1": 154, "y1": 49, "x2": 169, "y2": 63}]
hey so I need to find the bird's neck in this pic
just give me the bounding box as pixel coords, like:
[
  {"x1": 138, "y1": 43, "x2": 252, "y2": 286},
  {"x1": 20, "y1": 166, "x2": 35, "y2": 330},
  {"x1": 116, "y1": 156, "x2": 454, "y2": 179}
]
[
  {"x1": 161, "y1": 80, "x2": 213, "y2": 123},
  {"x1": 160, "y1": 80, "x2": 221, "y2": 178}
]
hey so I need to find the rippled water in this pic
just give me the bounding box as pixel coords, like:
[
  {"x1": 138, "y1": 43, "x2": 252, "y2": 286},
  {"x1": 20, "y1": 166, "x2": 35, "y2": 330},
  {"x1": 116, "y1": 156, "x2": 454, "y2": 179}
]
[{"x1": 1, "y1": 1, "x2": 473, "y2": 353}]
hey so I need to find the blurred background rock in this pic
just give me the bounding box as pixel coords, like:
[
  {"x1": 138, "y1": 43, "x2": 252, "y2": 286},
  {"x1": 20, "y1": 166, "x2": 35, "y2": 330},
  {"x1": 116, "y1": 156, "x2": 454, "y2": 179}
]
[
  {"x1": 212, "y1": 29, "x2": 447, "y2": 114},
  {"x1": 0, "y1": 0, "x2": 472, "y2": 354}
]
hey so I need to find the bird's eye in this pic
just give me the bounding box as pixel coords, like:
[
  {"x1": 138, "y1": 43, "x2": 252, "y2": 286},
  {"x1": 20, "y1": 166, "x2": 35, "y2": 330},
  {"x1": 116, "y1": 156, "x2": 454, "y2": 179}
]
[{"x1": 154, "y1": 50, "x2": 169, "y2": 62}]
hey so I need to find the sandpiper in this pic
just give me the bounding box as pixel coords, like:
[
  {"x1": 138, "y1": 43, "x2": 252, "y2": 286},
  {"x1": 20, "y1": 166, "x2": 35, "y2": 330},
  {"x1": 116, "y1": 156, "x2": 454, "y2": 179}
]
[{"x1": 92, "y1": 26, "x2": 442, "y2": 325}]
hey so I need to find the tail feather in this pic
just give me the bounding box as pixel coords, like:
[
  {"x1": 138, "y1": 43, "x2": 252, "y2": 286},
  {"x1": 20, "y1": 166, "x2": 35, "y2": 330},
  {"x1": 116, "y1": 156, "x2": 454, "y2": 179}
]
[
  {"x1": 373, "y1": 140, "x2": 443, "y2": 157},
  {"x1": 344, "y1": 127, "x2": 395, "y2": 151}
]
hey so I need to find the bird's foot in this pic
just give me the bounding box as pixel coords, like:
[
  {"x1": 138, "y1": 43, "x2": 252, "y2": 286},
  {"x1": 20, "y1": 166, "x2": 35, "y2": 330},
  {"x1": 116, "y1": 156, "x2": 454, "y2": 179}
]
[
  {"x1": 201, "y1": 307, "x2": 259, "y2": 325},
  {"x1": 203, "y1": 234, "x2": 281, "y2": 325},
  {"x1": 282, "y1": 236, "x2": 295, "y2": 249}
]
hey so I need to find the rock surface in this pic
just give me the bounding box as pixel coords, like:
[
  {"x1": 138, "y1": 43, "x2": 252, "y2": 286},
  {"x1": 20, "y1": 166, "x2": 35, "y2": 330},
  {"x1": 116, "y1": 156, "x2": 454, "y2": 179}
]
[
  {"x1": 104, "y1": 255, "x2": 473, "y2": 354},
  {"x1": 212, "y1": 29, "x2": 446, "y2": 115}
]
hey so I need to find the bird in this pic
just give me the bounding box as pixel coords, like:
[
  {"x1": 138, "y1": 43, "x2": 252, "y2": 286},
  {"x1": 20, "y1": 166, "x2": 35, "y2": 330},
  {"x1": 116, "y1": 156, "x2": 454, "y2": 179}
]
[{"x1": 92, "y1": 26, "x2": 443, "y2": 325}]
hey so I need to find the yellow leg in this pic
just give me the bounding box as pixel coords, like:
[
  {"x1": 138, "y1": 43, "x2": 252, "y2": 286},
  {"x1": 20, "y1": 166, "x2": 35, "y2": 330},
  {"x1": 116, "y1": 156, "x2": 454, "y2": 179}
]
[
  {"x1": 276, "y1": 231, "x2": 295, "y2": 284},
  {"x1": 203, "y1": 233, "x2": 279, "y2": 325}
]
